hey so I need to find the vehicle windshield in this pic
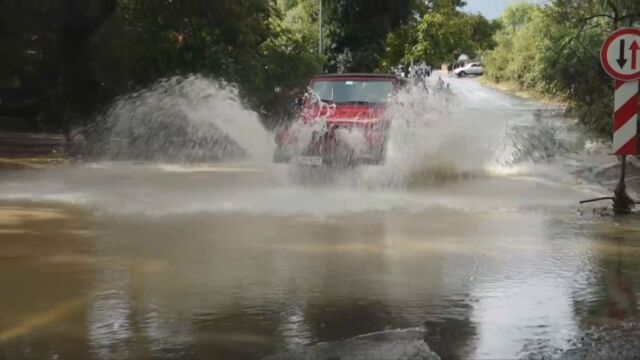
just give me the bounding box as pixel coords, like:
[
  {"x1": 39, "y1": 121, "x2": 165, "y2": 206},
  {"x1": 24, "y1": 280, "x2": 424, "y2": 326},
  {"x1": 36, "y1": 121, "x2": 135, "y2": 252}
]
[{"x1": 311, "y1": 79, "x2": 394, "y2": 104}]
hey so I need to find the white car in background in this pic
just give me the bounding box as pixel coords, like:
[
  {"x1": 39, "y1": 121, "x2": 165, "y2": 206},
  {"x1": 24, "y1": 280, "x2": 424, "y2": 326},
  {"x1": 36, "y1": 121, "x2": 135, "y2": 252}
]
[{"x1": 454, "y1": 62, "x2": 483, "y2": 77}]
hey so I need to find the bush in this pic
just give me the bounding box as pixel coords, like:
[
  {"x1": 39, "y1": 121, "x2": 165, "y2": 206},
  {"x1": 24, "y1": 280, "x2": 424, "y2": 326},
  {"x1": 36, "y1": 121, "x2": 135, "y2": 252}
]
[{"x1": 484, "y1": 1, "x2": 636, "y2": 138}]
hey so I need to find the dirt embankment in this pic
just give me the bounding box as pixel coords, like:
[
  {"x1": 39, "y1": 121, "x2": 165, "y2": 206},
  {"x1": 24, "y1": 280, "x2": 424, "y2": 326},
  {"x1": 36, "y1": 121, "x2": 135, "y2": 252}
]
[
  {"x1": 593, "y1": 158, "x2": 640, "y2": 197},
  {"x1": 0, "y1": 132, "x2": 79, "y2": 169},
  {"x1": 478, "y1": 77, "x2": 569, "y2": 107}
]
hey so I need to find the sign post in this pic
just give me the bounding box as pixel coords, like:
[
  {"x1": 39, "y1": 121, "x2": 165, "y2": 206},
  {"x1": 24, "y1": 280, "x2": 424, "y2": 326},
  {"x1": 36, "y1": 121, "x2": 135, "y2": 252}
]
[
  {"x1": 582, "y1": 28, "x2": 640, "y2": 213},
  {"x1": 613, "y1": 80, "x2": 639, "y2": 155},
  {"x1": 601, "y1": 28, "x2": 640, "y2": 154}
]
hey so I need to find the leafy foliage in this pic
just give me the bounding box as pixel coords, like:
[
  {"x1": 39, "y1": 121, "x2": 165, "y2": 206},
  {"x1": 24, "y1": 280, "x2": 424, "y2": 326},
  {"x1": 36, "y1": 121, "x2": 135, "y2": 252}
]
[
  {"x1": 0, "y1": 0, "x2": 116, "y2": 135},
  {"x1": 381, "y1": 9, "x2": 496, "y2": 70},
  {"x1": 321, "y1": 0, "x2": 437, "y2": 72},
  {"x1": 91, "y1": 0, "x2": 322, "y2": 127},
  {"x1": 1, "y1": 0, "x2": 322, "y2": 132},
  {"x1": 485, "y1": 1, "x2": 640, "y2": 137},
  {"x1": 0, "y1": 0, "x2": 497, "y2": 133}
]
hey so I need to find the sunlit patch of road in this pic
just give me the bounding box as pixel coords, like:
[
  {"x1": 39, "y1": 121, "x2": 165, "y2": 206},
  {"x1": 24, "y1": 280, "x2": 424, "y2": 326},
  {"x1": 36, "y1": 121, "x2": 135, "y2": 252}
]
[{"x1": 0, "y1": 297, "x2": 87, "y2": 343}]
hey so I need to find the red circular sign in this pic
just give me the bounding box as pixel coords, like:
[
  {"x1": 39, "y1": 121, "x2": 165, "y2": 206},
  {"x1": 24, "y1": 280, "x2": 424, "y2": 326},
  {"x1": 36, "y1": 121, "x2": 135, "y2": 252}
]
[{"x1": 601, "y1": 28, "x2": 640, "y2": 81}]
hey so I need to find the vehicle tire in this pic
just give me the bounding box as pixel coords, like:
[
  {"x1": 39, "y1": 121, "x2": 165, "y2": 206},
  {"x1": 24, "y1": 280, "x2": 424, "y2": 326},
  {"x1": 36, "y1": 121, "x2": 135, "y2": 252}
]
[
  {"x1": 328, "y1": 141, "x2": 355, "y2": 168},
  {"x1": 458, "y1": 71, "x2": 466, "y2": 78},
  {"x1": 364, "y1": 139, "x2": 387, "y2": 166},
  {"x1": 273, "y1": 146, "x2": 290, "y2": 163}
]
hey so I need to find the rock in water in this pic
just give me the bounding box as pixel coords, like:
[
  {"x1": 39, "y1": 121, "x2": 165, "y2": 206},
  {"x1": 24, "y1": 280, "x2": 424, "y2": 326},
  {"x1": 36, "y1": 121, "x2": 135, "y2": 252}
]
[{"x1": 265, "y1": 329, "x2": 441, "y2": 360}]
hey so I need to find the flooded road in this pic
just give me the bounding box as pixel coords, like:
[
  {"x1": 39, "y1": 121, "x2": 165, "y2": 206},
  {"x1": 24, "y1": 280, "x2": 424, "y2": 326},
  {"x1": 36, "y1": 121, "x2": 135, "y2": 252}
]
[{"x1": 1, "y1": 77, "x2": 640, "y2": 359}]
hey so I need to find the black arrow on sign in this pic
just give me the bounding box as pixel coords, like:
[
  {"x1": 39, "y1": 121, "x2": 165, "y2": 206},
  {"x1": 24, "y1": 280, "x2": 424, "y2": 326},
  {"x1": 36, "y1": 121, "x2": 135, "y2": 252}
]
[{"x1": 617, "y1": 39, "x2": 628, "y2": 68}]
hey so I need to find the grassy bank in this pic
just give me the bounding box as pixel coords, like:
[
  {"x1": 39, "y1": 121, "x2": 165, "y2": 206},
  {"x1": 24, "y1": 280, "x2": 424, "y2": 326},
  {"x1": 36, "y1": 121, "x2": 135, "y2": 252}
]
[
  {"x1": 478, "y1": 77, "x2": 568, "y2": 107},
  {"x1": 0, "y1": 158, "x2": 69, "y2": 170}
]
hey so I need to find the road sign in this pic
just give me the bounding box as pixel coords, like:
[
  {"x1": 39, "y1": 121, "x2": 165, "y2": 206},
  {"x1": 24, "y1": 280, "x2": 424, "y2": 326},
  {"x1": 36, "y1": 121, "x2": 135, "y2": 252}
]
[
  {"x1": 587, "y1": 28, "x2": 640, "y2": 211},
  {"x1": 613, "y1": 80, "x2": 639, "y2": 155},
  {"x1": 601, "y1": 28, "x2": 640, "y2": 81}
]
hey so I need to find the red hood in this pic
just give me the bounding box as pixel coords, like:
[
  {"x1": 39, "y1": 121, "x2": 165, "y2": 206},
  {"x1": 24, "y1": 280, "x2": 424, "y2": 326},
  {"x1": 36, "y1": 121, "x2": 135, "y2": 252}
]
[{"x1": 303, "y1": 105, "x2": 387, "y2": 125}]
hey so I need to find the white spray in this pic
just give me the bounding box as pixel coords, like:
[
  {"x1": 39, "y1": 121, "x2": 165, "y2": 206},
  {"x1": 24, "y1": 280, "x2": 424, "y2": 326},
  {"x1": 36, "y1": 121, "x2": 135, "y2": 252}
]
[{"x1": 91, "y1": 75, "x2": 274, "y2": 163}]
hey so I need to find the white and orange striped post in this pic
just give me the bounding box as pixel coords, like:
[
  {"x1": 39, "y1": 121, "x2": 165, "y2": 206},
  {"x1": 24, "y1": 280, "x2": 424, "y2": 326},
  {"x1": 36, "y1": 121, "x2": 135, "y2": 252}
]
[{"x1": 613, "y1": 80, "x2": 639, "y2": 155}]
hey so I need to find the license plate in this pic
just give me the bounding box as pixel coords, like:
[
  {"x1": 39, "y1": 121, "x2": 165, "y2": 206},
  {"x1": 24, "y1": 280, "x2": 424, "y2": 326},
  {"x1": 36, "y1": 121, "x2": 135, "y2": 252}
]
[{"x1": 293, "y1": 156, "x2": 323, "y2": 166}]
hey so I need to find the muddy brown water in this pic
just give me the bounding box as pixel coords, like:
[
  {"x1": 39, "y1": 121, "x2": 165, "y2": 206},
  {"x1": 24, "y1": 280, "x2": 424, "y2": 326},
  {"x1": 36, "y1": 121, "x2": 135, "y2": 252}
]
[{"x1": 1, "y1": 165, "x2": 639, "y2": 360}]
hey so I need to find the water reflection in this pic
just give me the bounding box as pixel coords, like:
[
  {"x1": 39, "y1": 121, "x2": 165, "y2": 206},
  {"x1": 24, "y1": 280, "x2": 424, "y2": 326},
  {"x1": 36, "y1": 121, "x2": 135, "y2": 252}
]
[
  {"x1": 554, "y1": 216, "x2": 640, "y2": 359},
  {"x1": 586, "y1": 219, "x2": 640, "y2": 323},
  {"x1": 423, "y1": 314, "x2": 476, "y2": 359},
  {"x1": 0, "y1": 204, "x2": 94, "y2": 359},
  {"x1": 88, "y1": 267, "x2": 134, "y2": 359},
  {"x1": 467, "y1": 214, "x2": 598, "y2": 358},
  {"x1": 2, "y1": 204, "x2": 640, "y2": 359}
]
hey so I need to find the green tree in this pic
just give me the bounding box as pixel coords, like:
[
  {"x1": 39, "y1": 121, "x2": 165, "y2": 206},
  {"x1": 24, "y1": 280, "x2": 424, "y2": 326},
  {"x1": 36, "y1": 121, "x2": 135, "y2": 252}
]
[
  {"x1": 322, "y1": 0, "x2": 424, "y2": 72},
  {"x1": 277, "y1": 0, "x2": 320, "y2": 46},
  {"x1": 425, "y1": 0, "x2": 467, "y2": 13},
  {"x1": 1, "y1": 0, "x2": 324, "y2": 132},
  {"x1": 484, "y1": 4, "x2": 550, "y2": 89},
  {"x1": 485, "y1": 1, "x2": 640, "y2": 137},
  {"x1": 0, "y1": 0, "x2": 116, "y2": 135},
  {"x1": 381, "y1": 9, "x2": 495, "y2": 70}
]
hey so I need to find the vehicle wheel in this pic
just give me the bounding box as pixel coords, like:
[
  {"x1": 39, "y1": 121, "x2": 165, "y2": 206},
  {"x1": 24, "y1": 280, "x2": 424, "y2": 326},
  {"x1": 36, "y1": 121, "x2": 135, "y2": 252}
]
[
  {"x1": 273, "y1": 146, "x2": 290, "y2": 163},
  {"x1": 458, "y1": 71, "x2": 466, "y2": 78},
  {"x1": 328, "y1": 141, "x2": 355, "y2": 168},
  {"x1": 370, "y1": 140, "x2": 387, "y2": 166}
]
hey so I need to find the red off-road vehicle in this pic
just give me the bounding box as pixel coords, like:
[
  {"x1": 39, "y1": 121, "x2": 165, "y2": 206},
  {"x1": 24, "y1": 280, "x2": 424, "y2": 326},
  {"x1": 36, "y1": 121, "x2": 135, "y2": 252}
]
[{"x1": 274, "y1": 74, "x2": 400, "y2": 167}]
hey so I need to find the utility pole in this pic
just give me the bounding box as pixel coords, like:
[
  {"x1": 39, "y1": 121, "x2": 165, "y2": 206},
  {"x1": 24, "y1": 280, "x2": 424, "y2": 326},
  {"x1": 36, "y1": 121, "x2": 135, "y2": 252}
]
[{"x1": 319, "y1": 0, "x2": 323, "y2": 55}]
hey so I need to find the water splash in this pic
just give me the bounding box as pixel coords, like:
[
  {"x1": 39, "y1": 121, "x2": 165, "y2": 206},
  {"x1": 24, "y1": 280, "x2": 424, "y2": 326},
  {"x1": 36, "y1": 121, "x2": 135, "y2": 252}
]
[
  {"x1": 84, "y1": 73, "x2": 576, "y2": 190},
  {"x1": 333, "y1": 77, "x2": 511, "y2": 188},
  {"x1": 0, "y1": 74, "x2": 596, "y2": 217},
  {"x1": 265, "y1": 328, "x2": 441, "y2": 360},
  {"x1": 315, "y1": 75, "x2": 589, "y2": 190},
  {"x1": 89, "y1": 75, "x2": 274, "y2": 163}
]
